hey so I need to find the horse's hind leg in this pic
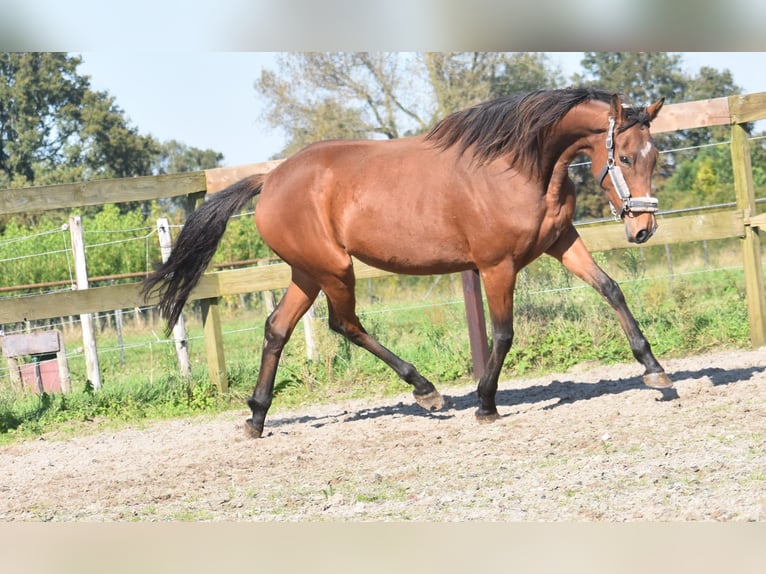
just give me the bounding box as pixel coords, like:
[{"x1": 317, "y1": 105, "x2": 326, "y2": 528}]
[
  {"x1": 246, "y1": 270, "x2": 320, "y2": 438},
  {"x1": 320, "y1": 265, "x2": 444, "y2": 411}
]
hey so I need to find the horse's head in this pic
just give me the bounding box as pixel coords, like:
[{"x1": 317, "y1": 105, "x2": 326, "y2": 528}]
[{"x1": 591, "y1": 94, "x2": 665, "y2": 244}]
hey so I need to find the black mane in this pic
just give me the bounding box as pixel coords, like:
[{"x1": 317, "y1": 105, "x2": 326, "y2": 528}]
[{"x1": 426, "y1": 87, "x2": 650, "y2": 173}]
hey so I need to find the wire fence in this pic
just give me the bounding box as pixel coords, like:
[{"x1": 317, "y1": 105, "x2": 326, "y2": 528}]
[
  {"x1": 0, "y1": 134, "x2": 763, "y2": 390},
  {"x1": 0, "y1": 248, "x2": 749, "y2": 387}
]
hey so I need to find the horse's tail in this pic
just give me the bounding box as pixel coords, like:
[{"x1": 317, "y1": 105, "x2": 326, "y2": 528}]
[{"x1": 141, "y1": 174, "x2": 265, "y2": 334}]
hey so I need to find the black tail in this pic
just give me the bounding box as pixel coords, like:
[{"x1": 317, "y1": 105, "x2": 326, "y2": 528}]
[{"x1": 141, "y1": 174, "x2": 265, "y2": 333}]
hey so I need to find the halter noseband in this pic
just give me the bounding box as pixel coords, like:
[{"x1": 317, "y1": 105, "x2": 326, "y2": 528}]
[{"x1": 597, "y1": 116, "x2": 659, "y2": 219}]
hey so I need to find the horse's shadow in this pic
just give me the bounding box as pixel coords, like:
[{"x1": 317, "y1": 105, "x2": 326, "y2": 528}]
[{"x1": 266, "y1": 363, "x2": 765, "y2": 432}]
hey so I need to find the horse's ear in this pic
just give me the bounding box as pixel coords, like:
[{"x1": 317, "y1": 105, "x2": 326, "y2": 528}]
[
  {"x1": 646, "y1": 97, "x2": 665, "y2": 121},
  {"x1": 609, "y1": 94, "x2": 623, "y2": 122}
]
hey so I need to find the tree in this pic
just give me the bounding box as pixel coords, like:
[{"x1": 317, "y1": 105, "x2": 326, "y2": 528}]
[
  {"x1": 425, "y1": 52, "x2": 562, "y2": 118},
  {"x1": 256, "y1": 52, "x2": 563, "y2": 157},
  {"x1": 153, "y1": 140, "x2": 224, "y2": 176},
  {"x1": 151, "y1": 140, "x2": 226, "y2": 219},
  {"x1": 0, "y1": 53, "x2": 159, "y2": 189},
  {"x1": 568, "y1": 52, "x2": 744, "y2": 217},
  {"x1": 573, "y1": 52, "x2": 687, "y2": 106},
  {"x1": 257, "y1": 53, "x2": 424, "y2": 156}
]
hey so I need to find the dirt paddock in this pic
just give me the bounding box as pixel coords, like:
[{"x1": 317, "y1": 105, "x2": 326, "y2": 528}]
[{"x1": 1, "y1": 347, "x2": 765, "y2": 522}]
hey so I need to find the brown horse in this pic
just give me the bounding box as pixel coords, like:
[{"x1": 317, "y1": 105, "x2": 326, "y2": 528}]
[{"x1": 142, "y1": 87, "x2": 671, "y2": 438}]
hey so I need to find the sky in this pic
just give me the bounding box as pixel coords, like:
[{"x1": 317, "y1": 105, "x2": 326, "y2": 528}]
[{"x1": 76, "y1": 52, "x2": 766, "y2": 168}]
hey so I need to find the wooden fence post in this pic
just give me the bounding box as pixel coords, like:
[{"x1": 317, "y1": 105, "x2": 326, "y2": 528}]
[
  {"x1": 201, "y1": 297, "x2": 228, "y2": 393},
  {"x1": 303, "y1": 304, "x2": 318, "y2": 361},
  {"x1": 157, "y1": 218, "x2": 192, "y2": 378},
  {"x1": 461, "y1": 269, "x2": 490, "y2": 380},
  {"x1": 69, "y1": 215, "x2": 102, "y2": 390},
  {"x1": 55, "y1": 330, "x2": 72, "y2": 393},
  {"x1": 188, "y1": 192, "x2": 228, "y2": 393},
  {"x1": 730, "y1": 121, "x2": 766, "y2": 348}
]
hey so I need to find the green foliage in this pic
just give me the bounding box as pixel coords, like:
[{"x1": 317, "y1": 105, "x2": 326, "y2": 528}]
[
  {"x1": 660, "y1": 144, "x2": 736, "y2": 209},
  {"x1": 0, "y1": 217, "x2": 72, "y2": 289},
  {"x1": 0, "y1": 52, "x2": 225, "y2": 226},
  {"x1": 154, "y1": 140, "x2": 224, "y2": 175},
  {"x1": 0, "y1": 205, "x2": 159, "y2": 293},
  {"x1": 81, "y1": 204, "x2": 155, "y2": 280},
  {"x1": 214, "y1": 213, "x2": 274, "y2": 265},
  {"x1": 574, "y1": 52, "x2": 688, "y2": 105},
  {"x1": 0, "y1": 53, "x2": 158, "y2": 189},
  {"x1": 255, "y1": 51, "x2": 757, "y2": 221},
  {"x1": 0, "y1": 375, "x2": 223, "y2": 439}
]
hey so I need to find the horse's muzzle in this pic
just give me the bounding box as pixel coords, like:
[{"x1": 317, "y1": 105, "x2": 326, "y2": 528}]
[{"x1": 625, "y1": 215, "x2": 657, "y2": 244}]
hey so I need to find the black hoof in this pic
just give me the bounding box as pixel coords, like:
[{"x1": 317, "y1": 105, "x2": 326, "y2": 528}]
[
  {"x1": 643, "y1": 372, "x2": 673, "y2": 389},
  {"x1": 244, "y1": 418, "x2": 263, "y2": 439},
  {"x1": 475, "y1": 409, "x2": 500, "y2": 424},
  {"x1": 414, "y1": 390, "x2": 444, "y2": 411}
]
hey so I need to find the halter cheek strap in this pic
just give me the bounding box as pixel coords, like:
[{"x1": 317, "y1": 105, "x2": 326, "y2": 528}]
[{"x1": 597, "y1": 117, "x2": 659, "y2": 219}]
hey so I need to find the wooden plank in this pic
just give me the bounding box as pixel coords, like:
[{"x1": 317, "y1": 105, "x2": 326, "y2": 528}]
[
  {"x1": 577, "y1": 210, "x2": 745, "y2": 252},
  {"x1": 652, "y1": 211, "x2": 746, "y2": 245},
  {"x1": 213, "y1": 258, "x2": 394, "y2": 297},
  {"x1": 0, "y1": 262, "x2": 387, "y2": 324},
  {"x1": 56, "y1": 329, "x2": 72, "y2": 393},
  {"x1": 728, "y1": 92, "x2": 766, "y2": 124},
  {"x1": 0, "y1": 172, "x2": 206, "y2": 215},
  {"x1": 650, "y1": 96, "x2": 731, "y2": 134},
  {"x1": 214, "y1": 264, "x2": 291, "y2": 297},
  {"x1": 731, "y1": 122, "x2": 766, "y2": 348},
  {"x1": 204, "y1": 161, "x2": 284, "y2": 194},
  {"x1": 0, "y1": 283, "x2": 146, "y2": 324},
  {"x1": 1, "y1": 331, "x2": 60, "y2": 357}
]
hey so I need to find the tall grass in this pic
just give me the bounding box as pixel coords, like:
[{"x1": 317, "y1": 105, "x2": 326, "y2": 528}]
[{"x1": 0, "y1": 237, "x2": 758, "y2": 443}]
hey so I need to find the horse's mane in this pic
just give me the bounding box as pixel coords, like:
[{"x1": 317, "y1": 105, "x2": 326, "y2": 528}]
[{"x1": 425, "y1": 87, "x2": 653, "y2": 173}]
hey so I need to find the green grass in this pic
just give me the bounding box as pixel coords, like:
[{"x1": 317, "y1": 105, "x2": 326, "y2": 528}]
[{"x1": 0, "y1": 240, "x2": 759, "y2": 444}]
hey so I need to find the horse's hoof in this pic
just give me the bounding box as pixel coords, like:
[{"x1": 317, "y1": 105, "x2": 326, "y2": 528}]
[
  {"x1": 414, "y1": 390, "x2": 444, "y2": 411},
  {"x1": 475, "y1": 409, "x2": 500, "y2": 424},
  {"x1": 643, "y1": 372, "x2": 673, "y2": 389},
  {"x1": 244, "y1": 418, "x2": 263, "y2": 439}
]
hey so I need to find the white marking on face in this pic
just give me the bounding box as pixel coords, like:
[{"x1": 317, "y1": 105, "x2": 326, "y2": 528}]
[{"x1": 639, "y1": 140, "x2": 654, "y2": 159}]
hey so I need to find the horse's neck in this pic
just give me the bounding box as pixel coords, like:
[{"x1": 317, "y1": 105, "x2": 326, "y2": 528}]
[{"x1": 549, "y1": 102, "x2": 609, "y2": 166}]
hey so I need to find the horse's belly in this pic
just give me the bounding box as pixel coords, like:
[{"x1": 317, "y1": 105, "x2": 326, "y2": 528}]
[{"x1": 346, "y1": 233, "x2": 474, "y2": 276}]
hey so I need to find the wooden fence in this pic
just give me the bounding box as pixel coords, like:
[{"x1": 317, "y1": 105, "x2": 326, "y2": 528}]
[{"x1": 1, "y1": 92, "x2": 765, "y2": 392}]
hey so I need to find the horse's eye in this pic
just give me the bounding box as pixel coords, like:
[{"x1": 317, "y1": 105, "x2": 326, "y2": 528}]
[{"x1": 619, "y1": 155, "x2": 632, "y2": 167}]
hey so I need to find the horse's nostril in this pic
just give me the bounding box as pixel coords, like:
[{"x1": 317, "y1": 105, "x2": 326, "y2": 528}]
[{"x1": 635, "y1": 229, "x2": 649, "y2": 243}]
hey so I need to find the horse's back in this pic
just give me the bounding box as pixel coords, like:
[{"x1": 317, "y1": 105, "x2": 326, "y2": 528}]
[{"x1": 254, "y1": 137, "x2": 479, "y2": 274}]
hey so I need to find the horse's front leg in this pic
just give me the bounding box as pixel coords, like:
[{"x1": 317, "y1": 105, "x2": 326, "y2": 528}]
[
  {"x1": 547, "y1": 226, "x2": 672, "y2": 388},
  {"x1": 474, "y1": 262, "x2": 518, "y2": 421}
]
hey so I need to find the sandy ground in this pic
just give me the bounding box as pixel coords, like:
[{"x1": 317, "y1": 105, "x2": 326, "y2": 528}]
[{"x1": 1, "y1": 347, "x2": 765, "y2": 522}]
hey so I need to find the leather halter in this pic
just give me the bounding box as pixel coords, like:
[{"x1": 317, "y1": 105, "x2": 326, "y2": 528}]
[{"x1": 597, "y1": 116, "x2": 659, "y2": 219}]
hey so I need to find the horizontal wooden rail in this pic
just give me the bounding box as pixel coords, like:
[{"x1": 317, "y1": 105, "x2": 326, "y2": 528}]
[
  {"x1": 0, "y1": 173, "x2": 207, "y2": 215},
  {"x1": 0, "y1": 208, "x2": 751, "y2": 325},
  {"x1": 0, "y1": 160, "x2": 280, "y2": 215},
  {"x1": 650, "y1": 96, "x2": 730, "y2": 133}
]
